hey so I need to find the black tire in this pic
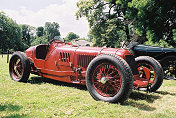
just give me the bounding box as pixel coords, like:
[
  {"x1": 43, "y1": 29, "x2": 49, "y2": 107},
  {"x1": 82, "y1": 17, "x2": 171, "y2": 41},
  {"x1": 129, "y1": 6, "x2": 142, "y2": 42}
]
[
  {"x1": 86, "y1": 54, "x2": 133, "y2": 103},
  {"x1": 135, "y1": 56, "x2": 164, "y2": 92},
  {"x1": 9, "y1": 51, "x2": 31, "y2": 82},
  {"x1": 160, "y1": 56, "x2": 176, "y2": 80}
]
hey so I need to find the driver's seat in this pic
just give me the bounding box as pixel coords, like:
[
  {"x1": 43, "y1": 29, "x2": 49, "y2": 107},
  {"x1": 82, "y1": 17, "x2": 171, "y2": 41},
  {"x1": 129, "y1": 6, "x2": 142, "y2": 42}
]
[{"x1": 35, "y1": 45, "x2": 48, "y2": 60}]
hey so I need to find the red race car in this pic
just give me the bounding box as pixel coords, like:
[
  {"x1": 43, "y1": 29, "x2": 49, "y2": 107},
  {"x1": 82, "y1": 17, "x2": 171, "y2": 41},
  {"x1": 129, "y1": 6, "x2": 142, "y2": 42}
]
[{"x1": 9, "y1": 38, "x2": 163, "y2": 103}]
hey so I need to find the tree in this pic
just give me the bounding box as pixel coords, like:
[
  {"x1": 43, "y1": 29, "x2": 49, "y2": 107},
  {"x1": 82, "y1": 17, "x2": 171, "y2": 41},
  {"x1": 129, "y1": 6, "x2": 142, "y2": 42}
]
[
  {"x1": 21, "y1": 24, "x2": 35, "y2": 47},
  {"x1": 30, "y1": 22, "x2": 61, "y2": 46},
  {"x1": 87, "y1": 34, "x2": 93, "y2": 42},
  {"x1": 36, "y1": 26, "x2": 44, "y2": 37},
  {"x1": 45, "y1": 22, "x2": 60, "y2": 41},
  {"x1": 128, "y1": 0, "x2": 176, "y2": 47},
  {"x1": 0, "y1": 12, "x2": 24, "y2": 51},
  {"x1": 65, "y1": 32, "x2": 79, "y2": 42},
  {"x1": 76, "y1": 0, "x2": 176, "y2": 47},
  {"x1": 76, "y1": 0, "x2": 132, "y2": 47},
  {"x1": 31, "y1": 35, "x2": 48, "y2": 46}
]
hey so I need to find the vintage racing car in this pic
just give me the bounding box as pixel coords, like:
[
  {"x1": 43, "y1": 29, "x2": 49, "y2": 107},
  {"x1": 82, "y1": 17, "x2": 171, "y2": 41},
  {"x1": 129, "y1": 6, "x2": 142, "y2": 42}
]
[
  {"x1": 127, "y1": 42, "x2": 176, "y2": 80},
  {"x1": 9, "y1": 39, "x2": 163, "y2": 103}
]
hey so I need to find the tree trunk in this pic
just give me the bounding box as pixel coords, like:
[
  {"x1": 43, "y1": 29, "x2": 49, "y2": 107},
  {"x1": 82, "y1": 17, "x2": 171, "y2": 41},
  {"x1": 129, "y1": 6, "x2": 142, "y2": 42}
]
[
  {"x1": 125, "y1": 25, "x2": 130, "y2": 42},
  {"x1": 2, "y1": 48, "x2": 3, "y2": 58}
]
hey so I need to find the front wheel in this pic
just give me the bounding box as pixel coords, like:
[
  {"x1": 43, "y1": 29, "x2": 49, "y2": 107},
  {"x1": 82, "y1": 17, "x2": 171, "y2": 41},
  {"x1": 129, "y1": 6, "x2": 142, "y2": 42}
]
[
  {"x1": 86, "y1": 54, "x2": 133, "y2": 103},
  {"x1": 9, "y1": 51, "x2": 31, "y2": 82},
  {"x1": 135, "y1": 56, "x2": 164, "y2": 92}
]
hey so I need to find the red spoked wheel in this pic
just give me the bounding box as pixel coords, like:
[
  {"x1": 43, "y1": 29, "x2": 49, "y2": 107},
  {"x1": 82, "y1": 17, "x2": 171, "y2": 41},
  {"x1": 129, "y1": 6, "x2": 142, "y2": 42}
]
[
  {"x1": 92, "y1": 63, "x2": 121, "y2": 97},
  {"x1": 86, "y1": 54, "x2": 133, "y2": 103},
  {"x1": 9, "y1": 52, "x2": 31, "y2": 82},
  {"x1": 135, "y1": 56, "x2": 163, "y2": 92},
  {"x1": 11, "y1": 56, "x2": 23, "y2": 79}
]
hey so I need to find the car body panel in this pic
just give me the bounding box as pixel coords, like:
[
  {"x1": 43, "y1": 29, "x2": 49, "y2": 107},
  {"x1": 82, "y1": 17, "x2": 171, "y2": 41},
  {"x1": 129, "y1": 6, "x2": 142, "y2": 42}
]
[
  {"x1": 131, "y1": 44, "x2": 176, "y2": 61},
  {"x1": 25, "y1": 41, "x2": 137, "y2": 84}
]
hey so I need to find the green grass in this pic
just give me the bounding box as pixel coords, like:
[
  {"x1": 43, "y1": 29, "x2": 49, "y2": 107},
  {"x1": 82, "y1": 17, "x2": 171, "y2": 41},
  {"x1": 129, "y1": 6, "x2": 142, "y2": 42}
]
[{"x1": 0, "y1": 55, "x2": 176, "y2": 118}]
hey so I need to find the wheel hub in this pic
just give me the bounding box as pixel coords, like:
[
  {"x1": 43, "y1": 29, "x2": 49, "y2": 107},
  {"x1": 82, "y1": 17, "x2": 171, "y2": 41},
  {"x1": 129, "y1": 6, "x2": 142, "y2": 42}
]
[
  {"x1": 169, "y1": 66, "x2": 174, "y2": 71},
  {"x1": 99, "y1": 77, "x2": 109, "y2": 84}
]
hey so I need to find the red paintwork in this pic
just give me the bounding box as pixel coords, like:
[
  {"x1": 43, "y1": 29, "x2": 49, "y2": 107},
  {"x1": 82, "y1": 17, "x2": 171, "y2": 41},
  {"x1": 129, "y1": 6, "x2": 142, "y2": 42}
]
[
  {"x1": 137, "y1": 63, "x2": 155, "y2": 85},
  {"x1": 25, "y1": 40, "x2": 151, "y2": 88},
  {"x1": 138, "y1": 67, "x2": 151, "y2": 80}
]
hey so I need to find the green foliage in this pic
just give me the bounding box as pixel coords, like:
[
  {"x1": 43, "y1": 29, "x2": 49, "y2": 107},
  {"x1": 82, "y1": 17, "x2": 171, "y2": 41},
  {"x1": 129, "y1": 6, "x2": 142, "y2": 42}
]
[
  {"x1": 76, "y1": 0, "x2": 136, "y2": 47},
  {"x1": 31, "y1": 22, "x2": 61, "y2": 46},
  {"x1": 36, "y1": 26, "x2": 44, "y2": 37},
  {"x1": 87, "y1": 34, "x2": 93, "y2": 42},
  {"x1": 90, "y1": 19, "x2": 126, "y2": 47},
  {"x1": 45, "y1": 22, "x2": 60, "y2": 41},
  {"x1": 76, "y1": 0, "x2": 176, "y2": 47},
  {"x1": 0, "y1": 11, "x2": 61, "y2": 51},
  {"x1": 21, "y1": 24, "x2": 35, "y2": 47},
  {"x1": 145, "y1": 39, "x2": 172, "y2": 48},
  {"x1": 0, "y1": 12, "x2": 24, "y2": 51},
  {"x1": 129, "y1": 0, "x2": 176, "y2": 47},
  {"x1": 105, "y1": 0, "x2": 116, "y2": 4},
  {"x1": 76, "y1": 0, "x2": 116, "y2": 47},
  {"x1": 31, "y1": 36, "x2": 48, "y2": 46},
  {"x1": 65, "y1": 32, "x2": 79, "y2": 42},
  {"x1": 20, "y1": 22, "x2": 61, "y2": 47},
  {"x1": 173, "y1": 29, "x2": 176, "y2": 44}
]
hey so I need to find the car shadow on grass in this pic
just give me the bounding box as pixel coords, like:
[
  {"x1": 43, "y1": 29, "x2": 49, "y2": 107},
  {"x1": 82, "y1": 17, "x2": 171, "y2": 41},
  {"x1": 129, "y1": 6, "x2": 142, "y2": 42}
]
[
  {"x1": 28, "y1": 76, "x2": 162, "y2": 111},
  {"x1": 121, "y1": 91, "x2": 161, "y2": 111},
  {"x1": 155, "y1": 91, "x2": 176, "y2": 96},
  {"x1": 129, "y1": 91, "x2": 161, "y2": 103},
  {"x1": 122, "y1": 100, "x2": 156, "y2": 111},
  {"x1": 28, "y1": 76, "x2": 87, "y2": 91}
]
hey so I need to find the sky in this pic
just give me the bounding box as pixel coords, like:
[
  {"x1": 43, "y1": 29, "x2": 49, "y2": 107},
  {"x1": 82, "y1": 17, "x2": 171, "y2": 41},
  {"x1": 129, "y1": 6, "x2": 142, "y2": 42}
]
[{"x1": 0, "y1": 0, "x2": 89, "y2": 38}]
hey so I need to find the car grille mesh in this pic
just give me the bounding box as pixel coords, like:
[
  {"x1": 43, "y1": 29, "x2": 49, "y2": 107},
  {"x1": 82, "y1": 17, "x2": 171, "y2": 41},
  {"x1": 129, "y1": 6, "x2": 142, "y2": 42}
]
[{"x1": 77, "y1": 55, "x2": 96, "y2": 68}]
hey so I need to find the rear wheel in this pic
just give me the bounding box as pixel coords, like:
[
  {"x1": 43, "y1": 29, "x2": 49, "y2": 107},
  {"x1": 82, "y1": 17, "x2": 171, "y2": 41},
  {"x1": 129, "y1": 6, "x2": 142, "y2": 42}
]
[
  {"x1": 160, "y1": 56, "x2": 176, "y2": 80},
  {"x1": 9, "y1": 52, "x2": 31, "y2": 82},
  {"x1": 135, "y1": 56, "x2": 163, "y2": 92},
  {"x1": 86, "y1": 54, "x2": 133, "y2": 103}
]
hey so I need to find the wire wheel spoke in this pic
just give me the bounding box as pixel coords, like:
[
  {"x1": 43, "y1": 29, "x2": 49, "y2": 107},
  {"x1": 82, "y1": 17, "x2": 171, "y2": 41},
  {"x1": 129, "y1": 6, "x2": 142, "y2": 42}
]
[
  {"x1": 94, "y1": 83, "x2": 104, "y2": 90},
  {"x1": 92, "y1": 63, "x2": 121, "y2": 97},
  {"x1": 16, "y1": 59, "x2": 21, "y2": 66},
  {"x1": 12, "y1": 58, "x2": 23, "y2": 78},
  {"x1": 15, "y1": 68, "x2": 21, "y2": 77},
  {"x1": 111, "y1": 79, "x2": 121, "y2": 88},
  {"x1": 108, "y1": 82, "x2": 119, "y2": 91}
]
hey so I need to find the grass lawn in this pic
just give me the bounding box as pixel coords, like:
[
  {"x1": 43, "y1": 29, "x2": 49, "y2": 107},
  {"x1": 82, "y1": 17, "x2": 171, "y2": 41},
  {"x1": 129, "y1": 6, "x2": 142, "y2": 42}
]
[{"x1": 0, "y1": 55, "x2": 176, "y2": 118}]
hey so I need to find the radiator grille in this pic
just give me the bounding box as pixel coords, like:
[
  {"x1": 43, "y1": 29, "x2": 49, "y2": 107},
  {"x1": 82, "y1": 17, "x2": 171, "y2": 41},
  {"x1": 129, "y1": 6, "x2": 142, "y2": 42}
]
[
  {"x1": 77, "y1": 55, "x2": 96, "y2": 68},
  {"x1": 125, "y1": 55, "x2": 139, "y2": 75}
]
